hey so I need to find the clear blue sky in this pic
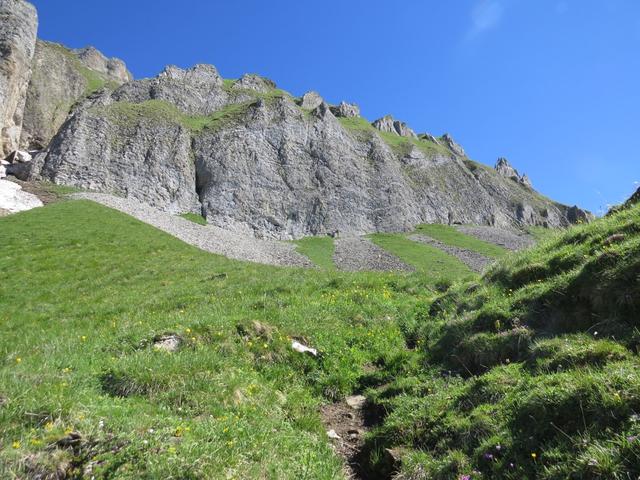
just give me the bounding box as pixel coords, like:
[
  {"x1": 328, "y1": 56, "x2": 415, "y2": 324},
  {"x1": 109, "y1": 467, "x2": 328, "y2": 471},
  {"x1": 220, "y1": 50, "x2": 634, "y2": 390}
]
[{"x1": 31, "y1": 0, "x2": 639, "y2": 214}]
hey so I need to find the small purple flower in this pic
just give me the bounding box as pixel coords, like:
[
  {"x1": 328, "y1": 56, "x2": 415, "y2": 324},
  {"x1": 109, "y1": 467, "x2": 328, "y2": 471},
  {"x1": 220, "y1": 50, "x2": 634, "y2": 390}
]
[
  {"x1": 483, "y1": 453, "x2": 494, "y2": 461},
  {"x1": 627, "y1": 435, "x2": 638, "y2": 442},
  {"x1": 495, "y1": 444, "x2": 502, "y2": 452},
  {"x1": 458, "y1": 476, "x2": 471, "y2": 480},
  {"x1": 509, "y1": 462, "x2": 515, "y2": 468}
]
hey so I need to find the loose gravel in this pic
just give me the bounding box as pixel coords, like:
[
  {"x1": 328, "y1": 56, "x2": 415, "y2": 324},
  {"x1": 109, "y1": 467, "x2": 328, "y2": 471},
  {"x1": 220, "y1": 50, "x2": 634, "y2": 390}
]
[
  {"x1": 409, "y1": 234, "x2": 493, "y2": 273},
  {"x1": 71, "y1": 193, "x2": 313, "y2": 268},
  {"x1": 333, "y1": 236, "x2": 414, "y2": 272},
  {"x1": 456, "y1": 225, "x2": 535, "y2": 251}
]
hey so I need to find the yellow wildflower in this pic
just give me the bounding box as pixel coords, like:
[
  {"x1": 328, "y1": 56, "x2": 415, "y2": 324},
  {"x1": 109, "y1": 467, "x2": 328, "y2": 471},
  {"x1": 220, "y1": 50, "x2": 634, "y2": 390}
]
[{"x1": 12, "y1": 440, "x2": 21, "y2": 449}]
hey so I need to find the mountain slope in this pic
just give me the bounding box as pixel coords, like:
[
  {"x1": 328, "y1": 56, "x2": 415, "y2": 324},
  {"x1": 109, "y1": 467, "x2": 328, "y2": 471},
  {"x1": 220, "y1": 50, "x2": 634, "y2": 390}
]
[
  {"x1": 30, "y1": 65, "x2": 585, "y2": 239},
  {"x1": 360, "y1": 198, "x2": 640, "y2": 479}
]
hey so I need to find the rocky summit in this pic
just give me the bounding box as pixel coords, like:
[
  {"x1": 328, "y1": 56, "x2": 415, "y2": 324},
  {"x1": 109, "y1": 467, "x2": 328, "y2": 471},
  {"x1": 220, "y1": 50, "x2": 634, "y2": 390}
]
[{"x1": 1, "y1": 0, "x2": 591, "y2": 240}]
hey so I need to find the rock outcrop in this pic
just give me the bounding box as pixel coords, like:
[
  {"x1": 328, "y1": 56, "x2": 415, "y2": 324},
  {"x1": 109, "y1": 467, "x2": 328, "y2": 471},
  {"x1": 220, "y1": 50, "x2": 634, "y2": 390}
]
[
  {"x1": 495, "y1": 157, "x2": 533, "y2": 188},
  {"x1": 297, "y1": 91, "x2": 323, "y2": 110},
  {"x1": 330, "y1": 101, "x2": 360, "y2": 118},
  {"x1": 20, "y1": 40, "x2": 132, "y2": 149},
  {"x1": 29, "y1": 64, "x2": 587, "y2": 239},
  {"x1": 0, "y1": 0, "x2": 37, "y2": 157},
  {"x1": 372, "y1": 115, "x2": 417, "y2": 138}
]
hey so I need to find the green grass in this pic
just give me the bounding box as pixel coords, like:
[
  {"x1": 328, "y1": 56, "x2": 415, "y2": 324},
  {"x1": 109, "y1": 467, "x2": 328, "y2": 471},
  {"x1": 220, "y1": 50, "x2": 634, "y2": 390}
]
[
  {"x1": 369, "y1": 233, "x2": 475, "y2": 281},
  {"x1": 361, "y1": 202, "x2": 640, "y2": 479},
  {"x1": 179, "y1": 212, "x2": 207, "y2": 225},
  {"x1": 293, "y1": 236, "x2": 335, "y2": 270},
  {"x1": 3, "y1": 198, "x2": 639, "y2": 478},
  {"x1": 415, "y1": 223, "x2": 508, "y2": 258},
  {"x1": 526, "y1": 225, "x2": 560, "y2": 242},
  {"x1": 0, "y1": 200, "x2": 436, "y2": 479}
]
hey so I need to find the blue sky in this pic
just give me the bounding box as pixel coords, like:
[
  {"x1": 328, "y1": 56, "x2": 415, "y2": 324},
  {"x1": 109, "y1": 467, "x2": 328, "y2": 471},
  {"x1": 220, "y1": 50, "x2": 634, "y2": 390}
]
[{"x1": 31, "y1": 0, "x2": 639, "y2": 214}]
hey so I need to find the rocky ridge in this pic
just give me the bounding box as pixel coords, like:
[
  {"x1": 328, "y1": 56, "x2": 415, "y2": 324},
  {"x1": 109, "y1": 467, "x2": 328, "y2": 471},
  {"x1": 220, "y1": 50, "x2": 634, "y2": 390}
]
[
  {"x1": 1, "y1": 0, "x2": 592, "y2": 239},
  {"x1": 33, "y1": 63, "x2": 589, "y2": 239}
]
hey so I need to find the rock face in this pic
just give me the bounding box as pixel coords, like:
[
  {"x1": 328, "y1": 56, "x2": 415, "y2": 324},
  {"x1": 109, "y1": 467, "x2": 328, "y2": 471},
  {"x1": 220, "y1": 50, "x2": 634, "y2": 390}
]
[
  {"x1": 0, "y1": 0, "x2": 37, "y2": 157},
  {"x1": 32, "y1": 64, "x2": 588, "y2": 239},
  {"x1": 20, "y1": 40, "x2": 132, "y2": 149}
]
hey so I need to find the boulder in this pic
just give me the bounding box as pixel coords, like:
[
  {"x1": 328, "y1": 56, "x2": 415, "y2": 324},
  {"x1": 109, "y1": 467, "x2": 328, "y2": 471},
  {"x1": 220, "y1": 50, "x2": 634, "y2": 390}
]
[
  {"x1": 6, "y1": 149, "x2": 31, "y2": 163},
  {"x1": 0, "y1": 0, "x2": 38, "y2": 156},
  {"x1": 297, "y1": 91, "x2": 323, "y2": 110},
  {"x1": 330, "y1": 101, "x2": 360, "y2": 118}
]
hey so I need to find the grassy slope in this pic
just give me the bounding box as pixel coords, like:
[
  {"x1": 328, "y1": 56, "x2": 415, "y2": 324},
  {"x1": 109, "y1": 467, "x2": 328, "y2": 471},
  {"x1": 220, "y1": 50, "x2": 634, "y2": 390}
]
[
  {"x1": 0, "y1": 201, "x2": 439, "y2": 479},
  {"x1": 362, "y1": 203, "x2": 640, "y2": 479},
  {"x1": 415, "y1": 224, "x2": 508, "y2": 258},
  {"x1": 3, "y1": 199, "x2": 637, "y2": 478},
  {"x1": 293, "y1": 236, "x2": 335, "y2": 270},
  {"x1": 369, "y1": 233, "x2": 475, "y2": 282}
]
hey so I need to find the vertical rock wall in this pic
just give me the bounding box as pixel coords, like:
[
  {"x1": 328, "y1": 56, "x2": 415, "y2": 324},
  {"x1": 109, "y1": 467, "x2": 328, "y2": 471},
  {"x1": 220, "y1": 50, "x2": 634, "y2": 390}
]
[{"x1": 0, "y1": 0, "x2": 37, "y2": 157}]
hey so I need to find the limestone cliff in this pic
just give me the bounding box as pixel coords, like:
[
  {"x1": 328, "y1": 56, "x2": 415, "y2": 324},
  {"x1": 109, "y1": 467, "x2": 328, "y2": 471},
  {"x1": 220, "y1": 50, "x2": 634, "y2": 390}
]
[
  {"x1": 0, "y1": 0, "x2": 37, "y2": 156},
  {"x1": 36, "y1": 65, "x2": 587, "y2": 239},
  {"x1": 20, "y1": 40, "x2": 132, "y2": 149}
]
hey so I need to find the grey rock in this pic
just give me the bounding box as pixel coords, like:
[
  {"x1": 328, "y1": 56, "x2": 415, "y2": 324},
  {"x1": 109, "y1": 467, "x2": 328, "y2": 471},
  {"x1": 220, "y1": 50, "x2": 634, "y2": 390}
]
[
  {"x1": 114, "y1": 64, "x2": 226, "y2": 116},
  {"x1": 345, "y1": 395, "x2": 367, "y2": 410},
  {"x1": 495, "y1": 157, "x2": 533, "y2": 188},
  {"x1": 495, "y1": 157, "x2": 519, "y2": 180},
  {"x1": 234, "y1": 73, "x2": 275, "y2": 92},
  {"x1": 39, "y1": 64, "x2": 589, "y2": 240},
  {"x1": 153, "y1": 334, "x2": 181, "y2": 352},
  {"x1": 372, "y1": 114, "x2": 396, "y2": 134},
  {"x1": 41, "y1": 94, "x2": 200, "y2": 214},
  {"x1": 20, "y1": 41, "x2": 132, "y2": 149},
  {"x1": 0, "y1": 0, "x2": 38, "y2": 157},
  {"x1": 330, "y1": 101, "x2": 360, "y2": 118},
  {"x1": 519, "y1": 173, "x2": 532, "y2": 188},
  {"x1": 372, "y1": 115, "x2": 417, "y2": 138},
  {"x1": 441, "y1": 133, "x2": 466, "y2": 157},
  {"x1": 297, "y1": 91, "x2": 323, "y2": 110},
  {"x1": 72, "y1": 46, "x2": 131, "y2": 83}
]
